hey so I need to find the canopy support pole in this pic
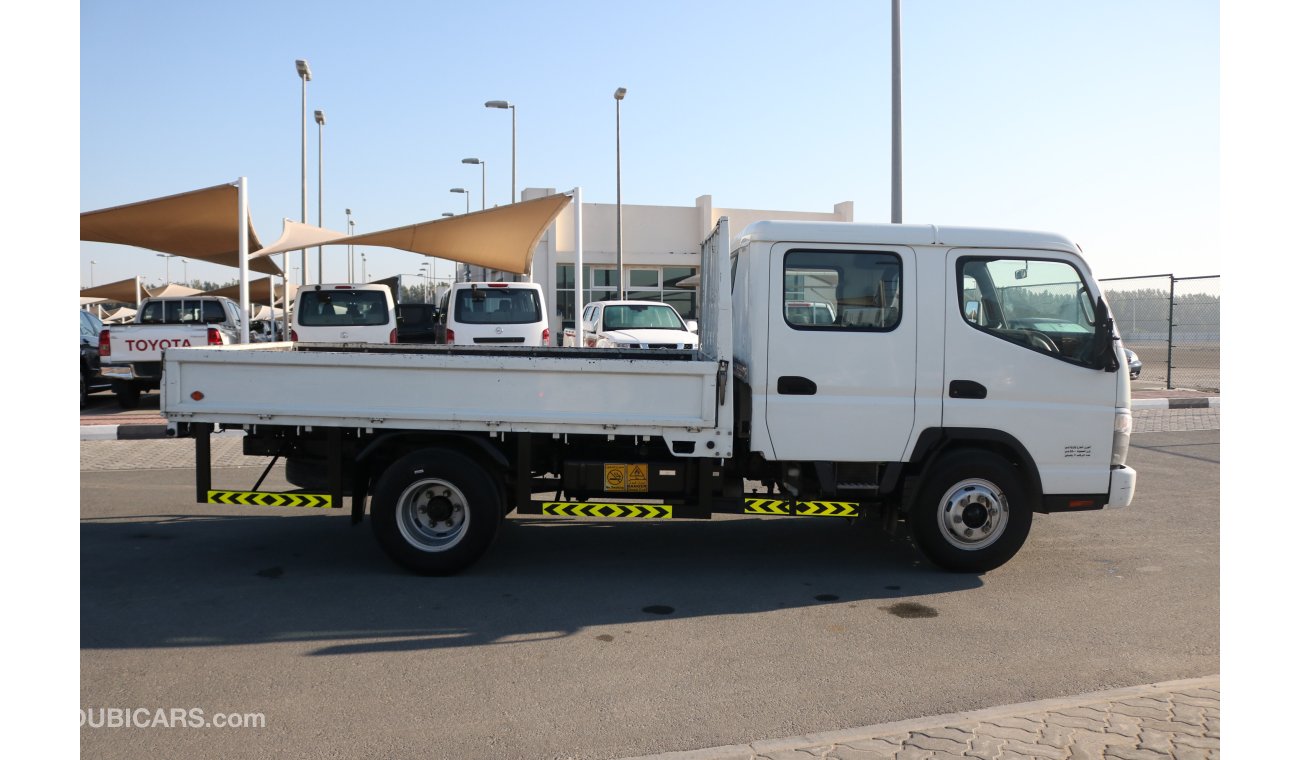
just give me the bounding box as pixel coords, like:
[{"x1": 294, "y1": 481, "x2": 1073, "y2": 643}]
[
  {"x1": 237, "y1": 178, "x2": 251, "y2": 343},
  {"x1": 573, "y1": 187, "x2": 584, "y2": 348}
]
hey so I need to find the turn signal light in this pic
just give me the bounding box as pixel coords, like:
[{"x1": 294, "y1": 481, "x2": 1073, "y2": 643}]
[
  {"x1": 207, "y1": 328, "x2": 222, "y2": 346},
  {"x1": 541, "y1": 328, "x2": 550, "y2": 345},
  {"x1": 98, "y1": 329, "x2": 111, "y2": 357},
  {"x1": 389, "y1": 328, "x2": 398, "y2": 344},
  {"x1": 190, "y1": 391, "x2": 205, "y2": 401}
]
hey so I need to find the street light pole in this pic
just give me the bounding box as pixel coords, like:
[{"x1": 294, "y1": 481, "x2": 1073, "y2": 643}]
[
  {"x1": 360, "y1": 252, "x2": 367, "y2": 282},
  {"x1": 181, "y1": 258, "x2": 188, "y2": 284},
  {"x1": 315, "y1": 109, "x2": 326, "y2": 282},
  {"x1": 346, "y1": 208, "x2": 355, "y2": 281},
  {"x1": 485, "y1": 100, "x2": 516, "y2": 202},
  {"x1": 462, "y1": 158, "x2": 486, "y2": 210},
  {"x1": 157, "y1": 253, "x2": 171, "y2": 284},
  {"x1": 614, "y1": 87, "x2": 627, "y2": 299},
  {"x1": 296, "y1": 59, "x2": 312, "y2": 286},
  {"x1": 450, "y1": 188, "x2": 470, "y2": 215},
  {"x1": 891, "y1": 0, "x2": 903, "y2": 224}
]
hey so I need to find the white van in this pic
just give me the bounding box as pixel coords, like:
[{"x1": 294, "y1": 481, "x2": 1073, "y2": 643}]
[
  {"x1": 291, "y1": 284, "x2": 397, "y2": 344},
  {"x1": 437, "y1": 282, "x2": 550, "y2": 346}
]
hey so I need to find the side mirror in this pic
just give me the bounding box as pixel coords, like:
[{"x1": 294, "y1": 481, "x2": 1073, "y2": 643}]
[
  {"x1": 686, "y1": 320, "x2": 699, "y2": 334},
  {"x1": 581, "y1": 321, "x2": 596, "y2": 333},
  {"x1": 1090, "y1": 296, "x2": 1120, "y2": 372}
]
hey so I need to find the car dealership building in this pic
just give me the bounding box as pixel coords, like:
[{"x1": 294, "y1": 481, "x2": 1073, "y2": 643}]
[{"x1": 459, "y1": 189, "x2": 854, "y2": 332}]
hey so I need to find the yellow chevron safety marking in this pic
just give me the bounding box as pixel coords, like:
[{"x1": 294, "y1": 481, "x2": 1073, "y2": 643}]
[
  {"x1": 207, "y1": 490, "x2": 334, "y2": 509},
  {"x1": 744, "y1": 498, "x2": 859, "y2": 517},
  {"x1": 541, "y1": 502, "x2": 673, "y2": 519}
]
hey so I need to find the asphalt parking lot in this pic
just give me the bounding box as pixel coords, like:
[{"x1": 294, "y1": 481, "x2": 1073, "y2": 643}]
[{"x1": 79, "y1": 408, "x2": 1219, "y2": 760}]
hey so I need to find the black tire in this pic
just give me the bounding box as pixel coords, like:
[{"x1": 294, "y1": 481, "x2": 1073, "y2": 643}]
[
  {"x1": 113, "y1": 382, "x2": 141, "y2": 410},
  {"x1": 909, "y1": 450, "x2": 1033, "y2": 573},
  {"x1": 370, "y1": 448, "x2": 502, "y2": 575},
  {"x1": 80, "y1": 373, "x2": 89, "y2": 408}
]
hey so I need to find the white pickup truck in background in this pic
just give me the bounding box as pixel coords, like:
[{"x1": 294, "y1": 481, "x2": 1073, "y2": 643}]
[
  {"x1": 562, "y1": 300, "x2": 699, "y2": 349},
  {"x1": 99, "y1": 295, "x2": 243, "y2": 408}
]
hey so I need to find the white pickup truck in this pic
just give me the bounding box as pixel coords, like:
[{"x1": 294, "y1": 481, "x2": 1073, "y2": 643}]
[
  {"x1": 100, "y1": 295, "x2": 243, "y2": 408},
  {"x1": 562, "y1": 300, "x2": 699, "y2": 349},
  {"x1": 161, "y1": 219, "x2": 1135, "y2": 575}
]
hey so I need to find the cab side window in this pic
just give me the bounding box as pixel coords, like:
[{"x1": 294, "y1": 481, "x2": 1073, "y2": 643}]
[
  {"x1": 782, "y1": 250, "x2": 902, "y2": 331},
  {"x1": 958, "y1": 257, "x2": 1099, "y2": 364}
]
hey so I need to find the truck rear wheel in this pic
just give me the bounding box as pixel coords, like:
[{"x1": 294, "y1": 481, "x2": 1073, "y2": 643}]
[
  {"x1": 909, "y1": 451, "x2": 1032, "y2": 573},
  {"x1": 113, "y1": 381, "x2": 141, "y2": 410},
  {"x1": 370, "y1": 449, "x2": 502, "y2": 575}
]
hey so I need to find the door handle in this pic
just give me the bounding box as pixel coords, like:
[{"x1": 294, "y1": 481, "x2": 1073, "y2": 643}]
[
  {"x1": 777, "y1": 376, "x2": 818, "y2": 395},
  {"x1": 949, "y1": 380, "x2": 987, "y2": 399}
]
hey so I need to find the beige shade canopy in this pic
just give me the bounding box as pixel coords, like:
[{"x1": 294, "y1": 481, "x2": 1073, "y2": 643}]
[
  {"x1": 102, "y1": 307, "x2": 138, "y2": 324},
  {"x1": 249, "y1": 219, "x2": 349, "y2": 259},
  {"x1": 333, "y1": 193, "x2": 572, "y2": 275},
  {"x1": 201, "y1": 277, "x2": 297, "y2": 306},
  {"x1": 146, "y1": 283, "x2": 204, "y2": 298},
  {"x1": 80, "y1": 277, "x2": 147, "y2": 304},
  {"x1": 80, "y1": 183, "x2": 280, "y2": 275}
]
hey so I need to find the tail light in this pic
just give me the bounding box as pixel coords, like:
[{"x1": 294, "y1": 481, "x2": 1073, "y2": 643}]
[
  {"x1": 446, "y1": 329, "x2": 455, "y2": 343},
  {"x1": 289, "y1": 329, "x2": 298, "y2": 342},
  {"x1": 389, "y1": 328, "x2": 398, "y2": 344},
  {"x1": 207, "y1": 327, "x2": 222, "y2": 346},
  {"x1": 541, "y1": 328, "x2": 550, "y2": 345},
  {"x1": 98, "y1": 329, "x2": 111, "y2": 357}
]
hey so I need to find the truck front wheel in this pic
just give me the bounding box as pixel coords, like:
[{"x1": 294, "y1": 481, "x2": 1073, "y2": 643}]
[
  {"x1": 909, "y1": 451, "x2": 1033, "y2": 573},
  {"x1": 370, "y1": 449, "x2": 502, "y2": 575}
]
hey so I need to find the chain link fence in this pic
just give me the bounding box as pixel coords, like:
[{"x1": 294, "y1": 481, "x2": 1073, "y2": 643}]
[{"x1": 1100, "y1": 274, "x2": 1220, "y2": 392}]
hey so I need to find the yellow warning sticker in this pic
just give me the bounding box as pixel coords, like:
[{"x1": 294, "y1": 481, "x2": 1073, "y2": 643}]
[
  {"x1": 542, "y1": 502, "x2": 672, "y2": 518},
  {"x1": 743, "y1": 498, "x2": 858, "y2": 517},
  {"x1": 207, "y1": 490, "x2": 334, "y2": 508},
  {"x1": 627, "y1": 464, "x2": 649, "y2": 493},
  {"x1": 604, "y1": 464, "x2": 627, "y2": 492}
]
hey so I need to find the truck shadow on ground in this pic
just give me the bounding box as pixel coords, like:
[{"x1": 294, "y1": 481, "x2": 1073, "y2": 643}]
[{"x1": 81, "y1": 513, "x2": 981, "y2": 655}]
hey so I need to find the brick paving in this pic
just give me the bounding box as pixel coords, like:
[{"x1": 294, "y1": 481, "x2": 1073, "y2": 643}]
[{"x1": 623, "y1": 677, "x2": 1219, "y2": 760}]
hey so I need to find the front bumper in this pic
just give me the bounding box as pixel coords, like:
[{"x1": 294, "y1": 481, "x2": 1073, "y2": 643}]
[{"x1": 1108, "y1": 466, "x2": 1137, "y2": 508}]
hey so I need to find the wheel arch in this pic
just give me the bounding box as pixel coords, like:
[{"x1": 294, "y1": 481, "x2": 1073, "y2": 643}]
[{"x1": 902, "y1": 427, "x2": 1044, "y2": 513}]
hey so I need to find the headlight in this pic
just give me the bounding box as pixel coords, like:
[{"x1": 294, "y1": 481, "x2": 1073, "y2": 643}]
[{"x1": 1112, "y1": 409, "x2": 1132, "y2": 466}]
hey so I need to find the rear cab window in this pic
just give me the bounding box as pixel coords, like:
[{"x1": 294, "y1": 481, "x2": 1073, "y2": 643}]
[
  {"x1": 782, "y1": 250, "x2": 902, "y2": 331},
  {"x1": 453, "y1": 287, "x2": 543, "y2": 325},
  {"x1": 298, "y1": 290, "x2": 391, "y2": 326}
]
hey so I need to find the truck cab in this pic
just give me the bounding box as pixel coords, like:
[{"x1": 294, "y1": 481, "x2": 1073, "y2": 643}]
[{"x1": 730, "y1": 221, "x2": 1133, "y2": 569}]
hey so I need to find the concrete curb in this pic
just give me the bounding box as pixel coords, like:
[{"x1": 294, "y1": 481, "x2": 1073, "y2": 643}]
[
  {"x1": 1131, "y1": 396, "x2": 1220, "y2": 410},
  {"x1": 620, "y1": 676, "x2": 1220, "y2": 760}
]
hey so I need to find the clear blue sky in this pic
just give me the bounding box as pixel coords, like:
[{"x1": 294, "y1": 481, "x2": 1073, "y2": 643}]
[{"x1": 77, "y1": 0, "x2": 1219, "y2": 288}]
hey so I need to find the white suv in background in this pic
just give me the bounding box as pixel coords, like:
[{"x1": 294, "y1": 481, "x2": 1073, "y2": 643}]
[
  {"x1": 437, "y1": 282, "x2": 550, "y2": 346},
  {"x1": 291, "y1": 284, "x2": 397, "y2": 344}
]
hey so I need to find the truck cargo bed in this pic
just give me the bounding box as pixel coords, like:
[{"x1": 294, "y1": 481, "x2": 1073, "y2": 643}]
[{"x1": 162, "y1": 342, "x2": 728, "y2": 452}]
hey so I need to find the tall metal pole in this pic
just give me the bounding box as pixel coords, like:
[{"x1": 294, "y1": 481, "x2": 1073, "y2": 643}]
[
  {"x1": 316, "y1": 110, "x2": 326, "y2": 283},
  {"x1": 485, "y1": 101, "x2": 517, "y2": 203},
  {"x1": 891, "y1": 0, "x2": 903, "y2": 224},
  {"x1": 574, "y1": 187, "x2": 585, "y2": 348},
  {"x1": 510, "y1": 105, "x2": 516, "y2": 203},
  {"x1": 238, "y1": 177, "x2": 251, "y2": 344},
  {"x1": 346, "y1": 209, "x2": 354, "y2": 281},
  {"x1": 614, "y1": 87, "x2": 626, "y2": 299},
  {"x1": 296, "y1": 59, "x2": 312, "y2": 286}
]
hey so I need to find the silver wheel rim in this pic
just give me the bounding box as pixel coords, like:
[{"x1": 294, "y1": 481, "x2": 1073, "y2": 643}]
[
  {"x1": 936, "y1": 478, "x2": 1008, "y2": 551},
  {"x1": 396, "y1": 478, "x2": 470, "y2": 553}
]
